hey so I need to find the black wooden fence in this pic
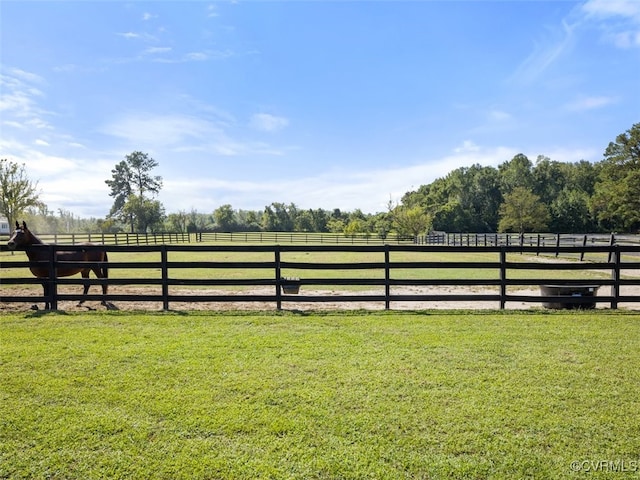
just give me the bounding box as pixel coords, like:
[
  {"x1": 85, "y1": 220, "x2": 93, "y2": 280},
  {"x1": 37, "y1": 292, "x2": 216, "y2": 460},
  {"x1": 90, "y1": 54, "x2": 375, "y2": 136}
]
[
  {"x1": 420, "y1": 232, "x2": 640, "y2": 249},
  {"x1": 2, "y1": 244, "x2": 640, "y2": 311},
  {"x1": 0, "y1": 231, "x2": 413, "y2": 246},
  {"x1": 194, "y1": 232, "x2": 416, "y2": 244},
  {"x1": 0, "y1": 231, "x2": 192, "y2": 246},
  {"x1": 3, "y1": 231, "x2": 637, "y2": 248}
]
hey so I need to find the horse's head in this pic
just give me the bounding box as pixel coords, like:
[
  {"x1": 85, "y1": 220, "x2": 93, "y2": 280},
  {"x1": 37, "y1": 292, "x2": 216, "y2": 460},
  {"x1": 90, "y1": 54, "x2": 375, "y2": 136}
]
[{"x1": 7, "y1": 221, "x2": 33, "y2": 251}]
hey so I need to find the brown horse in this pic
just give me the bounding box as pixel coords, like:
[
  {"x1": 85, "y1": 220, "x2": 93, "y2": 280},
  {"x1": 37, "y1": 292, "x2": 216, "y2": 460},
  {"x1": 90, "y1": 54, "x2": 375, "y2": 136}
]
[{"x1": 7, "y1": 221, "x2": 111, "y2": 310}]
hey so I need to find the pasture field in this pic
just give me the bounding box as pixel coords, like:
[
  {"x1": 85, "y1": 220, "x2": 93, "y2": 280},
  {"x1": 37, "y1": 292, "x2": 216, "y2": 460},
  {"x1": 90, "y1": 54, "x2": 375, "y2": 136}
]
[{"x1": 2, "y1": 310, "x2": 640, "y2": 479}]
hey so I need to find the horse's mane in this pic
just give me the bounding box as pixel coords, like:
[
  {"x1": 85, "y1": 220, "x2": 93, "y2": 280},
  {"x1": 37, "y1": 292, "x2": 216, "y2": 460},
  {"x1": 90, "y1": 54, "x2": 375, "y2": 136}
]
[
  {"x1": 20, "y1": 224, "x2": 45, "y2": 246},
  {"x1": 28, "y1": 230, "x2": 45, "y2": 245}
]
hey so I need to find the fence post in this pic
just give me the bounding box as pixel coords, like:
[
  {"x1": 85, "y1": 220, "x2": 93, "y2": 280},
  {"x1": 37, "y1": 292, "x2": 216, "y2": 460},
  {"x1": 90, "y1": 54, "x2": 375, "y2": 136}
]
[
  {"x1": 161, "y1": 245, "x2": 169, "y2": 310},
  {"x1": 608, "y1": 233, "x2": 616, "y2": 263},
  {"x1": 499, "y1": 248, "x2": 506, "y2": 310},
  {"x1": 48, "y1": 245, "x2": 58, "y2": 310},
  {"x1": 580, "y1": 235, "x2": 587, "y2": 261},
  {"x1": 275, "y1": 247, "x2": 282, "y2": 310},
  {"x1": 610, "y1": 245, "x2": 620, "y2": 310},
  {"x1": 555, "y1": 233, "x2": 561, "y2": 257},
  {"x1": 384, "y1": 245, "x2": 390, "y2": 310}
]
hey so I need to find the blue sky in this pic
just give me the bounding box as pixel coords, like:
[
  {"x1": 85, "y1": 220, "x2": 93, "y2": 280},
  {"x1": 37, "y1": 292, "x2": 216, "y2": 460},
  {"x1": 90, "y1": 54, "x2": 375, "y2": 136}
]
[{"x1": 1, "y1": 0, "x2": 639, "y2": 218}]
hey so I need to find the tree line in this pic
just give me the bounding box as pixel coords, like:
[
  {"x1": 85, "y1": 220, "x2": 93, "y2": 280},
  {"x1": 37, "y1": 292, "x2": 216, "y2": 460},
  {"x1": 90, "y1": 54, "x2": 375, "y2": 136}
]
[
  {"x1": 403, "y1": 122, "x2": 639, "y2": 233},
  {"x1": 1, "y1": 122, "x2": 638, "y2": 235}
]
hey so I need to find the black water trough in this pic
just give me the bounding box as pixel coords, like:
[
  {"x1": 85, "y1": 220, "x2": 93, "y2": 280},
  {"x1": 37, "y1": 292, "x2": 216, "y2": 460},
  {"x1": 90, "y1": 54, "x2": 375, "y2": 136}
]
[
  {"x1": 540, "y1": 284, "x2": 601, "y2": 309},
  {"x1": 281, "y1": 277, "x2": 301, "y2": 295}
]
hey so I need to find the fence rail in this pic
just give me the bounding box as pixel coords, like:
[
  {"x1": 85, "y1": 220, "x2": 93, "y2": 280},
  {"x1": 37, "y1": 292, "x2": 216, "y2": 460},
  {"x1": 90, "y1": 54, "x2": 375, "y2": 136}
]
[{"x1": 2, "y1": 244, "x2": 640, "y2": 311}]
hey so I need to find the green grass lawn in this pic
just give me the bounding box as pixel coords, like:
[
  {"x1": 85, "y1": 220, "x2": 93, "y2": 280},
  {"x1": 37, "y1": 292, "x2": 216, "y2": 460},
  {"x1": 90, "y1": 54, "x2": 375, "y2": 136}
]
[{"x1": 2, "y1": 311, "x2": 639, "y2": 479}]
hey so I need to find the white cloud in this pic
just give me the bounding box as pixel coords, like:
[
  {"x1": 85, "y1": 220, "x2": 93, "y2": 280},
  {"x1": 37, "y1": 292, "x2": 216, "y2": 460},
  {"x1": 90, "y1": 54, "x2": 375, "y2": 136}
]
[
  {"x1": 539, "y1": 146, "x2": 599, "y2": 164},
  {"x1": 7, "y1": 68, "x2": 45, "y2": 86},
  {"x1": 159, "y1": 144, "x2": 519, "y2": 214},
  {"x1": 580, "y1": 0, "x2": 640, "y2": 49},
  {"x1": 100, "y1": 113, "x2": 218, "y2": 146},
  {"x1": 116, "y1": 31, "x2": 158, "y2": 42},
  {"x1": 510, "y1": 0, "x2": 640, "y2": 87},
  {"x1": 0, "y1": 140, "x2": 114, "y2": 217},
  {"x1": 25, "y1": 118, "x2": 52, "y2": 130},
  {"x1": 250, "y1": 113, "x2": 290, "y2": 132},
  {"x1": 206, "y1": 4, "x2": 219, "y2": 18},
  {"x1": 487, "y1": 110, "x2": 512, "y2": 122},
  {"x1": 564, "y1": 95, "x2": 616, "y2": 111},
  {"x1": 0, "y1": 68, "x2": 51, "y2": 130},
  {"x1": 144, "y1": 49, "x2": 234, "y2": 64},
  {"x1": 52, "y1": 64, "x2": 78, "y2": 73},
  {"x1": 581, "y1": 0, "x2": 640, "y2": 21},
  {"x1": 184, "y1": 52, "x2": 209, "y2": 61},
  {"x1": 99, "y1": 112, "x2": 290, "y2": 158},
  {"x1": 0, "y1": 90, "x2": 34, "y2": 113},
  {"x1": 2, "y1": 120, "x2": 24, "y2": 129},
  {"x1": 118, "y1": 32, "x2": 141, "y2": 40},
  {"x1": 144, "y1": 46, "x2": 172, "y2": 55},
  {"x1": 454, "y1": 140, "x2": 481, "y2": 153},
  {"x1": 510, "y1": 20, "x2": 577, "y2": 85},
  {"x1": 609, "y1": 30, "x2": 640, "y2": 48}
]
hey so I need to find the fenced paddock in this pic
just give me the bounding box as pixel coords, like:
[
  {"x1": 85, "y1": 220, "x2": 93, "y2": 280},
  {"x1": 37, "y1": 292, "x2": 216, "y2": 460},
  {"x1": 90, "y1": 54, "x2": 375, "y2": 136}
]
[
  {"x1": 2, "y1": 243, "x2": 640, "y2": 311},
  {"x1": 0, "y1": 231, "x2": 191, "y2": 246},
  {"x1": 0, "y1": 231, "x2": 414, "y2": 246}
]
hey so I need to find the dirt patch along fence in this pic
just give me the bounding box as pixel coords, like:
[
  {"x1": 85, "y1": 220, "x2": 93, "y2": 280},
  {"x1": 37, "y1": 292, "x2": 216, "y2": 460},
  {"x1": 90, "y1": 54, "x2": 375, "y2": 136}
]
[{"x1": 1, "y1": 244, "x2": 640, "y2": 311}]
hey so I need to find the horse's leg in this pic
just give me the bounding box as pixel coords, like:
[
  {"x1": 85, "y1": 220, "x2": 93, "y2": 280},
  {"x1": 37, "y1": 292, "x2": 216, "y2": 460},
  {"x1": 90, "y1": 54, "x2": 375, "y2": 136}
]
[
  {"x1": 86, "y1": 264, "x2": 108, "y2": 308},
  {"x1": 38, "y1": 282, "x2": 49, "y2": 310},
  {"x1": 78, "y1": 269, "x2": 90, "y2": 306},
  {"x1": 98, "y1": 252, "x2": 112, "y2": 309},
  {"x1": 31, "y1": 282, "x2": 44, "y2": 310}
]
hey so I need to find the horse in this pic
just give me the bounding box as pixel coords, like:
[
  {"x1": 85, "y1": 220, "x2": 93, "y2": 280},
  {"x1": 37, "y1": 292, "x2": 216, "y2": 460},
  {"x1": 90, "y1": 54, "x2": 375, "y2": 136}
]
[{"x1": 6, "y1": 221, "x2": 112, "y2": 310}]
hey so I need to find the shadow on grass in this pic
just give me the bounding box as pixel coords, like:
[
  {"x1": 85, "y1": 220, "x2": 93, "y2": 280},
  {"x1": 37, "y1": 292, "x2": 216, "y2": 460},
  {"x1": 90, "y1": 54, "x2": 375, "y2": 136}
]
[{"x1": 25, "y1": 309, "x2": 70, "y2": 319}]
